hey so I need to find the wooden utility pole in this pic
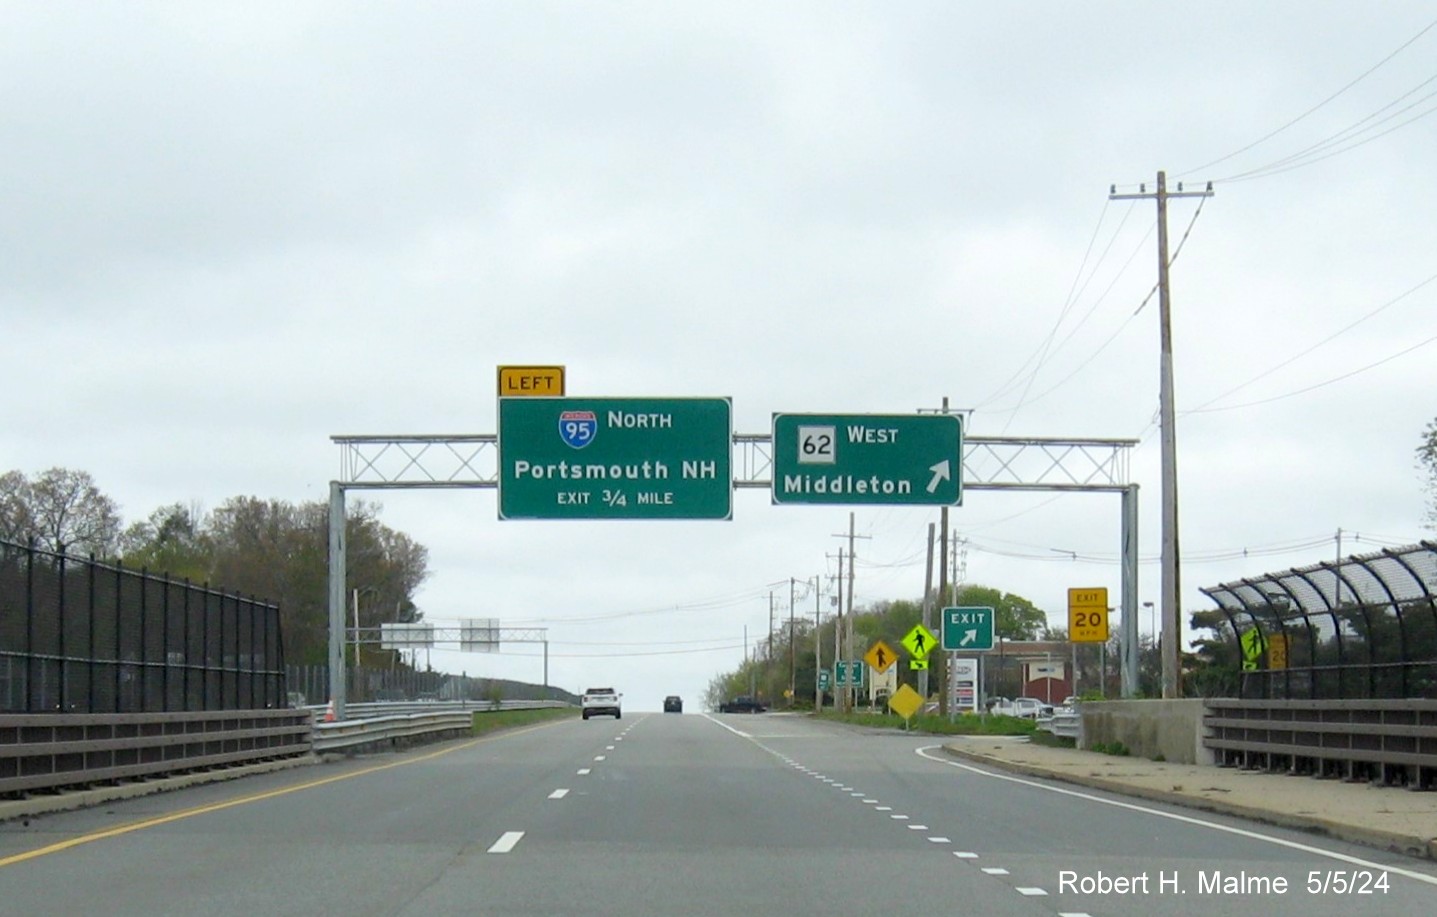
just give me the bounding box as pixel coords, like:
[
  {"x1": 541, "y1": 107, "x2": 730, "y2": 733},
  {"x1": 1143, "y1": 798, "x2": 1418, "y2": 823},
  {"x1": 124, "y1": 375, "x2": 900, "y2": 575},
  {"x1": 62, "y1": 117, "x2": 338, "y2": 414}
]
[
  {"x1": 919, "y1": 522, "x2": 935, "y2": 700},
  {"x1": 788, "y1": 577, "x2": 797, "y2": 706},
  {"x1": 831, "y1": 515, "x2": 870, "y2": 712},
  {"x1": 1109, "y1": 171, "x2": 1212, "y2": 698}
]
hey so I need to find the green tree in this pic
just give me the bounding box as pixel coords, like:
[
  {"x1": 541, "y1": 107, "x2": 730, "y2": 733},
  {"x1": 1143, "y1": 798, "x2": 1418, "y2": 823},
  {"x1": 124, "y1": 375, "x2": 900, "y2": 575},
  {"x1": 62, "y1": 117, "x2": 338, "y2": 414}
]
[
  {"x1": 0, "y1": 467, "x2": 120, "y2": 556},
  {"x1": 118, "y1": 502, "x2": 212, "y2": 581},
  {"x1": 953, "y1": 584, "x2": 1048, "y2": 640},
  {"x1": 1419, "y1": 417, "x2": 1437, "y2": 530}
]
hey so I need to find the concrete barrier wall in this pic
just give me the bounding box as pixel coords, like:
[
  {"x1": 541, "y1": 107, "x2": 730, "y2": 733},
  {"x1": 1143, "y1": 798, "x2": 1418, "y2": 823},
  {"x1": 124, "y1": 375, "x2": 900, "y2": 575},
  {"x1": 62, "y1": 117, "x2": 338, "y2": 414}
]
[{"x1": 1079, "y1": 699, "x2": 1213, "y2": 765}]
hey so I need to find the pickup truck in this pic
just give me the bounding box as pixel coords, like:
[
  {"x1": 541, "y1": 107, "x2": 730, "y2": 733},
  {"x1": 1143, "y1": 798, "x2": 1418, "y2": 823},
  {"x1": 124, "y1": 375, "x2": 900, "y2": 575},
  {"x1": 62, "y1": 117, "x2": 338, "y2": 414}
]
[
  {"x1": 581, "y1": 687, "x2": 622, "y2": 720},
  {"x1": 986, "y1": 697, "x2": 1054, "y2": 719}
]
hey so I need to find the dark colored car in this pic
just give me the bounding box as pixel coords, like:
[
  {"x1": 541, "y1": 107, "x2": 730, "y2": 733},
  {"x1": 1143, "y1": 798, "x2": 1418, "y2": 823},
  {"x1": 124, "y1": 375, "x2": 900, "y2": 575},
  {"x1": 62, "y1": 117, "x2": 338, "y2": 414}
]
[
  {"x1": 663, "y1": 695, "x2": 683, "y2": 713},
  {"x1": 718, "y1": 696, "x2": 766, "y2": 713}
]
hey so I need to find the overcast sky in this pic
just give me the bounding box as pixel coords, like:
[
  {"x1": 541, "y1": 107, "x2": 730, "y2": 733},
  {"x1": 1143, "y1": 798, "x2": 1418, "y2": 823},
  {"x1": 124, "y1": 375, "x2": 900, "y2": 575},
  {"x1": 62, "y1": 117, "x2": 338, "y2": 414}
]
[{"x1": 5, "y1": 3, "x2": 1436, "y2": 710}]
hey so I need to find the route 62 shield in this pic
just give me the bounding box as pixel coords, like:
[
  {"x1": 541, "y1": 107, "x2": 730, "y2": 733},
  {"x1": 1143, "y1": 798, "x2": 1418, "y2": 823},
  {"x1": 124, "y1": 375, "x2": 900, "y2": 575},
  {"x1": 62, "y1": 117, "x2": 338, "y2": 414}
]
[{"x1": 558, "y1": 410, "x2": 597, "y2": 449}]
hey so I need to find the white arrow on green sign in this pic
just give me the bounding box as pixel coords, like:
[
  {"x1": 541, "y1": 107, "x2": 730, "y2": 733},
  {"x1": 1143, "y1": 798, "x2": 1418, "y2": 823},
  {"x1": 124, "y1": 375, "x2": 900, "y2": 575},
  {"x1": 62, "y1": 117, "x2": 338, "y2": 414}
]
[
  {"x1": 770, "y1": 413, "x2": 962, "y2": 506},
  {"x1": 941, "y1": 606, "x2": 995, "y2": 652}
]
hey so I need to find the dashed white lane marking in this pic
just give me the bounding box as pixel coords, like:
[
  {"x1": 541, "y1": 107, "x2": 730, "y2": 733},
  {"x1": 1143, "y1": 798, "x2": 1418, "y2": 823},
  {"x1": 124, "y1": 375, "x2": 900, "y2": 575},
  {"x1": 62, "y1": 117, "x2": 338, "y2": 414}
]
[
  {"x1": 1058, "y1": 912, "x2": 1095, "y2": 917},
  {"x1": 606, "y1": 745, "x2": 615, "y2": 750},
  {"x1": 914, "y1": 744, "x2": 1437, "y2": 889},
  {"x1": 594, "y1": 755, "x2": 606, "y2": 761},
  {"x1": 954, "y1": 852, "x2": 978, "y2": 859},
  {"x1": 889, "y1": 814, "x2": 909, "y2": 820},
  {"x1": 577, "y1": 768, "x2": 591, "y2": 775},
  {"x1": 928, "y1": 837, "x2": 951, "y2": 844},
  {"x1": 849, "y1": 792, "x2": 865, "y2": 797},
  {"x1": 875, "y1": 806, "x2": 892, "y2": 811},
  {"x1": 906, "y1": 824, "x2": 928, "y2": 830},
  {"x1": 1016, "y1": 888, "x2": 1048, "y2": 896},
  {"x1": 981, "y1": 868, "x2": 1010, "y2": 876},
  {"x1": 862, "y1": 799, "x2": 878, "y2": 804},
  {"x1": 487, "y1": 831, "x2": 525, "y2": 854},
  {"x1": 548, "y1": 789, "x2": 569, "y2": 799}
]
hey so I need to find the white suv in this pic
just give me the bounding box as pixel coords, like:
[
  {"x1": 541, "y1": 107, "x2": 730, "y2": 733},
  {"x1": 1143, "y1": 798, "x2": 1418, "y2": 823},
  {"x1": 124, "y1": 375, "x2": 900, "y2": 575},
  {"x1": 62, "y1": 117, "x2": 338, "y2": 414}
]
[{"x1": 581, "y1": 688, "x2": 622, "y2": 720}]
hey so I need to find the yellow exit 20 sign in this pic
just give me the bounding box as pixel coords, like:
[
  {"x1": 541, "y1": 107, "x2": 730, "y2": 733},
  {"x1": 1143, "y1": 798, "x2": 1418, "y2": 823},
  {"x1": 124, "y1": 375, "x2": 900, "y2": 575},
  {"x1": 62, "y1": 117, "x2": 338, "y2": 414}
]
[
  {"x1": 1067, "y1": 587, "x2": 1109, "y2": 643},
  {"x1": 498, "y1": 365, "x2": 565, "y2": 397}
]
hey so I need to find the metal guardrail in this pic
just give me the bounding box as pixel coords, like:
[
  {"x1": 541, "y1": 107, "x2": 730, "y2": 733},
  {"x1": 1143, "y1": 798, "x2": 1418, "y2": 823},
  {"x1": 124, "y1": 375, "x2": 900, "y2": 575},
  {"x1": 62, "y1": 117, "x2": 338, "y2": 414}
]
[
  {"x1": 0, "y1": 709, "x2": 312, "y2": 797},
  {"x1": 0, "y1": 701, "x2": 575, "y2": 799},
  {"x1": 1036, "y1": 710, "x2": 1081, "y2": 739},
  {"x1": 1204, "y1": 698, "x2": 1437, "y2": 789},
  {"x1": 310, "y1": 700, "x2": 573, "y2": 754}
]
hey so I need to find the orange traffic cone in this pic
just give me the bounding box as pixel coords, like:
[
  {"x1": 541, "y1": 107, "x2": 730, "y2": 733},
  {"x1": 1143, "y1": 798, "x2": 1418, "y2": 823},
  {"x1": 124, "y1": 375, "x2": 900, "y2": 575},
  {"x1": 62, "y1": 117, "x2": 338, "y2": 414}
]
[{"x1": 324, "y1": 699, "x2": 336, "y2": 722}]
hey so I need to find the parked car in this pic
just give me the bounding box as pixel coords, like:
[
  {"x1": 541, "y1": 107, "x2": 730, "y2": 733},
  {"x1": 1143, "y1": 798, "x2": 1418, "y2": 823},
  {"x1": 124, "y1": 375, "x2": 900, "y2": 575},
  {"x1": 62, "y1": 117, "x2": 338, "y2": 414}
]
[
  {"x1": 663, "y1": 695, "x2": 683, "y2": 713},
  {"x1": 718, "y1": 696, "x2": 766, "y2": 713}
]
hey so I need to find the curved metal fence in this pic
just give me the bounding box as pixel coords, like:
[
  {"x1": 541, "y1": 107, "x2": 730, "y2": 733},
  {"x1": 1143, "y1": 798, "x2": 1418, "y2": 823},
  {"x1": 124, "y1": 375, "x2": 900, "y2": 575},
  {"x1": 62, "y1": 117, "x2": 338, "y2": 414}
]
[{"x1": 1201, "y1": 541, "x2": 1437, "y2": 700}]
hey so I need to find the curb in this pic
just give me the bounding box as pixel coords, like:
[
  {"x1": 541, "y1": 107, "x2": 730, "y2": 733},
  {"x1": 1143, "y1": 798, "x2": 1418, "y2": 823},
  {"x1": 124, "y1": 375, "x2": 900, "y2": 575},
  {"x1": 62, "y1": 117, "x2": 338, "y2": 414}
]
[{"x1": 940, "y1": 743, "x2": 1435, "y2": 862}]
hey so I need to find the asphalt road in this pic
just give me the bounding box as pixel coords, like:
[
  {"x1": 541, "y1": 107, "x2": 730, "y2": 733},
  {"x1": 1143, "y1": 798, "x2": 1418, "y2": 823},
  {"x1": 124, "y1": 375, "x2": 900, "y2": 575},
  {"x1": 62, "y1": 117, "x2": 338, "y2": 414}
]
[{"x1": 2, "y1": 712, "x2": 1435, "y2": 916}]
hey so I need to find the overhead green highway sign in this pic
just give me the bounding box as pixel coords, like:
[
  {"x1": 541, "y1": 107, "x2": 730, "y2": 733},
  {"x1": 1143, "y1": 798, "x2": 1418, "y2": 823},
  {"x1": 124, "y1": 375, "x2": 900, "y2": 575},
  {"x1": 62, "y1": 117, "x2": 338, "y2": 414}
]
[
  {"x1": 499, "y1": 397, "x2": 732, "y2": 520},
  {"x1": 770, "y1": 413, "x2": 962, "y2": 506}
]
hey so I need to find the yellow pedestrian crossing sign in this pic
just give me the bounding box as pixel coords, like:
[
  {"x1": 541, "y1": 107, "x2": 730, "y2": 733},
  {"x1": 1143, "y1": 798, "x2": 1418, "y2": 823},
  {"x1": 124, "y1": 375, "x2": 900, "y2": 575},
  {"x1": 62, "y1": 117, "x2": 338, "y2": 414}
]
[
  {"x1": 864, "y1": 640, "x2": 898, "y2": 674},
  {"x1": 901, "y1": 624, "x2": 937, "y2": 660}
]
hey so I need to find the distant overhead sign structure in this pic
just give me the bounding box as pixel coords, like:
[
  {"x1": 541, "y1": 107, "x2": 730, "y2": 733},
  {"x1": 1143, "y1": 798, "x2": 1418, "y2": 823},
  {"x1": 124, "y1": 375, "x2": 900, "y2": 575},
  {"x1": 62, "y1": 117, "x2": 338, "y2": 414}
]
[
  {"x1": 499, "y1": 397, "x2": 732, "y2": 520},
  {"x1": 771, "y1": 413, "x2": 962, "y2": 506}
]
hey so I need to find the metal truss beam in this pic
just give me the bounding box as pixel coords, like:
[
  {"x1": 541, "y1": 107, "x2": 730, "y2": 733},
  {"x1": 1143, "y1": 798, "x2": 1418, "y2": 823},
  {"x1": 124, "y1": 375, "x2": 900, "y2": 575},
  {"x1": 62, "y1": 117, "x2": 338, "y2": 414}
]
[
  {"x1": 330, "y1": 431, "x2": 1141, "y2": 708},
  {"x1": 333, "y1": 433, "x2": 1135, "y2": 491}
]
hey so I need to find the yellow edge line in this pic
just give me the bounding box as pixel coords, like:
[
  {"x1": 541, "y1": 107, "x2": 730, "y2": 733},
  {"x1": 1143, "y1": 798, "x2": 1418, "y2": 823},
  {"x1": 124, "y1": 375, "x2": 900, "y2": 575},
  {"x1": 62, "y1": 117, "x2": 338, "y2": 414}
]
[{"x1": 0, "y1": 718, "x2": 566, "y2": 869}]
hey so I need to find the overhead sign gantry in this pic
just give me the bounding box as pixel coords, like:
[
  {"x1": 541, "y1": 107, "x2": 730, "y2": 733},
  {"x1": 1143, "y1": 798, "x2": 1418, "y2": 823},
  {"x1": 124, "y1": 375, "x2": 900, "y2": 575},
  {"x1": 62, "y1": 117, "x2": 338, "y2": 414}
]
[{"x1": 326, "y1": 370, "x2": 1139, "y2": 718}]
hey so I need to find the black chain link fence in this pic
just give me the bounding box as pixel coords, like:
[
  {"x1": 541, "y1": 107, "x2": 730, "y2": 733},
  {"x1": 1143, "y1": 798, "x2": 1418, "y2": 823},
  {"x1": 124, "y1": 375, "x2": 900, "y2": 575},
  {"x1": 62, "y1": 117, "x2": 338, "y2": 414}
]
[{"x1": 0, "y1": 540, "x2": 285, "y2": 713}]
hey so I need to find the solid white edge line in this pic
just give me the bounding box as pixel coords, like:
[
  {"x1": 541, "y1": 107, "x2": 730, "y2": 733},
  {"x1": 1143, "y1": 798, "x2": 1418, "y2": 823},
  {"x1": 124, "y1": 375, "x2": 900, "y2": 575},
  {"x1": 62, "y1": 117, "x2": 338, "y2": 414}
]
[
  {"x1": 914, "y1": 745, "x2": 1437, "y2": 888},
  {"x1": 487, "y1": 831, "x2": 525, "y2": 854}
]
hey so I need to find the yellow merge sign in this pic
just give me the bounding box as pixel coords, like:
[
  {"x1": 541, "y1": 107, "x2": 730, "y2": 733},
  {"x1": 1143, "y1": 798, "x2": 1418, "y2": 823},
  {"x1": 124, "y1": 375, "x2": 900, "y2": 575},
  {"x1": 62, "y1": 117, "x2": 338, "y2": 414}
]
[
  {"x1": 864, "y1": 640, "x2": 898, "y2": 675},
  {"x1": 497, "y1": 365, "x2": 565, "y2": 397},
  {"x1": 1067, "y1": 587, "x2": 1110, "y2": 643},
  {"x1": 901, "y1": 623, "x2": 937, "y2": 660},
  {"x1": 888, "y1": 684, "x2": 924, "y2": 721}
]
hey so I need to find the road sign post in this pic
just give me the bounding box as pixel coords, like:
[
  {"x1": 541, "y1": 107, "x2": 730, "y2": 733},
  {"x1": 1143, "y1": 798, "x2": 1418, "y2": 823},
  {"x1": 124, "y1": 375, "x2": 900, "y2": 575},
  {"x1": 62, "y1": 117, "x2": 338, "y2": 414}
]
[
  {"x1": 771, "y1": 413, "x2": 962, "y2": 506},
  {"x1": 499, "y1": 397, "x2": 732, "y2": 519},
  {"x1": 941, "y1": 606, "x2": 994, "y2": 652}
]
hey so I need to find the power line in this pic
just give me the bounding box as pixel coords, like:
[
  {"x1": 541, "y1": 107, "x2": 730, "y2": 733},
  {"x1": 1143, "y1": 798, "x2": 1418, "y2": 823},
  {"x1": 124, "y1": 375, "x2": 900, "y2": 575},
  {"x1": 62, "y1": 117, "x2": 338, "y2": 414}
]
[
  {"x1": 1186, "y1": 270, "x2": 1437, "y2": 414},
  {"x1": 1177, "y1": 16, "x2": 1437, "y2": 179}
]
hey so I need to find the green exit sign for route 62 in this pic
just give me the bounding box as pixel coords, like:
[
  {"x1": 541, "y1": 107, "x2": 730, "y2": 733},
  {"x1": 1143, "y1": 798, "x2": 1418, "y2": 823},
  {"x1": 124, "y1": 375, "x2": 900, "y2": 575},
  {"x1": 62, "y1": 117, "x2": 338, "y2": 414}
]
[{"x1": 770, "y1": 413, "x2": 962, "y2": 506}]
